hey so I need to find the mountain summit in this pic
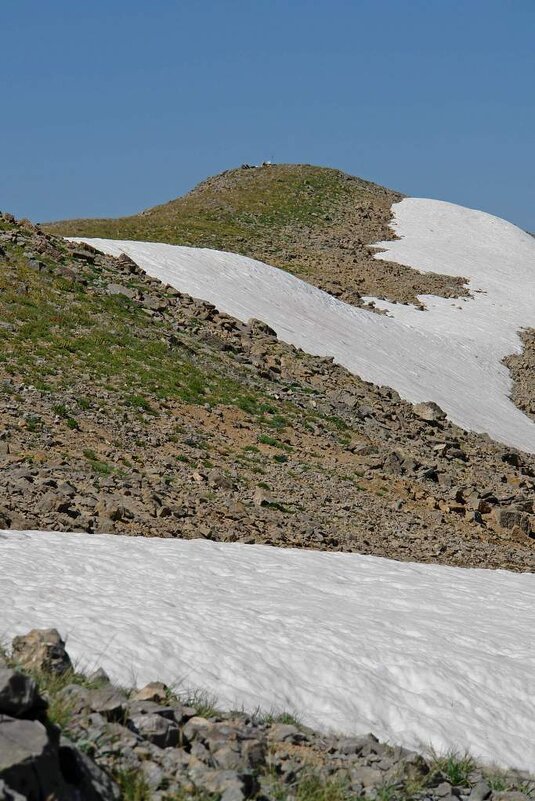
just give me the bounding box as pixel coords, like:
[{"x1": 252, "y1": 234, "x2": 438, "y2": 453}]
[{"x1": 46, "y1": 163, "x2": 467, "y2": 307}]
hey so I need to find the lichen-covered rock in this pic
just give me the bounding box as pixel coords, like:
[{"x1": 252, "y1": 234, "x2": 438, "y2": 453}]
[{"x1": 11, "y1": 629, "x2": 72, "y2": 676}]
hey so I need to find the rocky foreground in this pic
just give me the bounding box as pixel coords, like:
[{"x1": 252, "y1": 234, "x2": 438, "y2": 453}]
[{"x1": 1, "y1": 629, "x2": 533, "y2": 801}]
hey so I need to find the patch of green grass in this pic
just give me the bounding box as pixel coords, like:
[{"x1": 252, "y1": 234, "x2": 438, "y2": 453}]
[
  {"x1": 265, "y1": 413, "x2": 288, "y2": 430},
  {"x1": 125, "y1": 394, "x2": 155, "y2": 414},
  {"x1": 257, "y1": 433, "x2": 293, "y2": 452},
  {"x1": 429, "y1": 750, "x2": 476, "y2": 786},
  {"x1": 486, "y1": 772, "x2": 510, "y2": 793},
  {"x1": 47, "y1": 164, "x2": 371, "y2": 248},
  {"x1": 181, "y1": 688, "x2": 220, "y2": 718},
  {"x1": 258, "y1": 433, "x2": 280, "y2": 447},
  {"x1": 267, "y1": 772, "x2": 352, "y2": 801},
  {"x1": 255, "y1": 709, "x2": 301, "y2": 726},
  {"x1": 375, "y1": 784, "x2": 401, "y2": 801},
  {"x1": 83, "y1": 448, "x2": 113, "y2": 475},
  {"x1": 113, "y1": 768, "x2": 152, "y2": 801},
  {"x1": 26, "y1": 414, "x2": 41, "y2": 432},
  {"x1": 0, "y1": 247, "x2": 276, "y2": 420}
]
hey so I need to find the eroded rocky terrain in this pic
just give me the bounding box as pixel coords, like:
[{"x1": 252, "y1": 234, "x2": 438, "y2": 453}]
[{"x1": 0, "y1": 213, "x2": 533, "y2": 571}]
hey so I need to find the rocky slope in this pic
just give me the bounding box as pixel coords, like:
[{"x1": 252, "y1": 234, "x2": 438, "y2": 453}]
[
  {"x1": 2, "y1": 628, "x2": 533, "y2": 801},
  {"x1": 505, "y1": 329, "x2": 535, "y2": 423},
  {"x1": 0, "y1": 213, "x2": 533, "y2": 570},
  {"x1": 45, "y1": 164, "x2": 468, "y2": 309}
]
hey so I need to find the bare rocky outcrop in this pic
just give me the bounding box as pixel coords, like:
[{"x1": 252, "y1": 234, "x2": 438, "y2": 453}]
[
  {"x1": 505, "y1": 328, "x2": 535, "y2": 423},
  {"x1": 0, "y1": 635, "x2": 117, "y2": 801}
]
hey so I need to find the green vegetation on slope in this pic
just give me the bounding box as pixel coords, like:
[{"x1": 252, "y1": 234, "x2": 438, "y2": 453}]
[
  {"x1": 44, "y1": 163, "x2": 468, "y2": 307},
  {"x1": 45, "y1": 163, "x2": 396, "y2": 252}
]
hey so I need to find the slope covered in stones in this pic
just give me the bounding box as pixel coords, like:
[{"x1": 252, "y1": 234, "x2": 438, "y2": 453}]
[
  {"x1": 46, "y1": 164, "x2": 468, "y2": 308},
  {"x1": 0, "y1": 212, "x2": 533, "y2": 570}
]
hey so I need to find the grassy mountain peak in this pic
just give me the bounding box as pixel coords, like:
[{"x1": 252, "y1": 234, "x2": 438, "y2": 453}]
[{"x1": 46, "y1": 163, "x2": 467, "y2": 307}]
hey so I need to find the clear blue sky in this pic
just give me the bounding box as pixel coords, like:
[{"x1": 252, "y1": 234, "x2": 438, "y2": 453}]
[{"x1": 1, "y1": 0, "x2": 533, "y2": 229}]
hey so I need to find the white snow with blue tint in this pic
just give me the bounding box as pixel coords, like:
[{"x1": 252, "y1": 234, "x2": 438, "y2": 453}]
[{"x1": 1, "y1": 530, "x2": 534, "y2": 769}]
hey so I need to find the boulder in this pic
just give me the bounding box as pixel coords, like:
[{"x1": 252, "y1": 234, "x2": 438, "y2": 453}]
[
  {"x1": 413, "y1": 401, "x2": 447, "y2": 423},
  {"x1": 495, "y1": 508, "x2": 531, "y2": 534},
  {"x1": 0, "y1": 669, "x2": 46, "y2": 719},
  {"x1": 129, "y1": 712, "x2": 181, "y2": 748},
  {"x1": 11, "y1": 629, "x2": 72, "y2": 676},
  {"x1": 58, "y1": 738, "x2": 120, "y2": 800},
  {"x1": 0, "y1": 715, "x2": 65, "y2": 801},
  {"x1": 87, "y1": 688, "x2": 127, "y2": 721},
  {"x1": 131, "y1": 681, "x2": 168, "y2": 704}
]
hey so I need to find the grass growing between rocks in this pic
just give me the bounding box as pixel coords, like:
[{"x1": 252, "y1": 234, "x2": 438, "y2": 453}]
[
  {"x1": 114, "y1": 768, "x2": 153, "y2": 801},
  {"x1": 0, "y1": 236, "x2": 273, "y2": 418},
  {"x1": 428, "y1": 749, "x2": 476, "y2": 787}
]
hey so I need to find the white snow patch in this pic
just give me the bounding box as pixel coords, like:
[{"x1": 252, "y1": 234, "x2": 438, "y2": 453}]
[
  {"x1": 72, "y1": 198, "x2": 535, "y2": 452},
  {"x1": 1, "y1": 529, "x2": 534, "y2": 770}
]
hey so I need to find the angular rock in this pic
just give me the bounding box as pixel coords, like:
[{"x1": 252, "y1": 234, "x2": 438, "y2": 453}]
[
  {"x1": 106, "y1": 284, "x2": 138, "y2": 300},
  {"x1": 0, "y1": 669, "x2": 46, "y2": 719},
  {"x1": 129, "y1": 713, "x2": 181, "y2": 748},
  {"x1": 267, "y1": 722, "x2": 307, "y2": 744},
  {"x1": 11, "y1": 629, "x2": 72, "y2": 675},
  {"x1": 192, "y1": 768, "x2": 257, "y2": 801},
  {"x1": 495, "y1": 508, "x2": 531, "y2": 534},
  {"x1": 413, "y1": 401, "x2": 447, "y2": 423},
  {"x1": 0, "y1": 715, "x2": 64, "y2": 801},
  {"x1": 212, "y1": 744, "x2": 245, "y2": 771},
  {"x1": 336, "y1": 733, "x2": 379, "y2": 755},
  {"x1": 58, "y1": 737, "x2": 120, "y2": 800},
  {"x1": 492, "y1": 794, "x2": 530, "y2": 801},
  {"x1": 87, "y1": 687, "x2": 127, "y2": 721},
  {"x1": 131, "y1": 681, "x2": 168, "y2": 704},
  {"x1": 469, "y1": 780, "x2": 492, "y2": 801},
  {"x1": 241, "y1": 739, "x2": 267, "y2": 769},
  {"x1": 183, "y1": 715, "x2": 215, "y2": 741}
]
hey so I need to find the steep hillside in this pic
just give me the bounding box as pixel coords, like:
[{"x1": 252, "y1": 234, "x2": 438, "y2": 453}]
[
  {"x1": 46, "y1": 164, "x2": 468, "y2": 307},
  {"x1": 1, "y1": 212, "x2": 533, "y2": 570}
]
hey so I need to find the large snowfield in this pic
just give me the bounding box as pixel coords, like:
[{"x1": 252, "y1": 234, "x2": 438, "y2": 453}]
[
  {"x1": 74, "y1": 197, "x2": 535, "y2": 452},
  {"x1": 1, "y1": 530, "x2": 534, "y2": 770}
]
